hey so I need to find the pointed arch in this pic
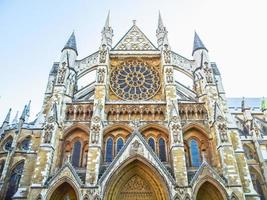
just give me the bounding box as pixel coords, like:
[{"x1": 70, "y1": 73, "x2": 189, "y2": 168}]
[
  {"x1": 61, "y1": 123, "x2": 89, "y2": 168},
  {"x1": 103, "y1": 123, "x2": 133, "y2": 136},
  {"x1": 1, "y1": 135, "x2": 13, "y2": 151},
  {"x1": 63, "y1": 123, "x2": 89, "y2": 138},
  {"x1": 103, "y1": 156, "x2": 170, "y2": 200},
  {"x1": 5, "y1": 160, "x2": 25, "y2": 200},
  {"x1": 182, "y1": 123, "x2": 210, "y2": 138},
  {"x1": 249, "y1": 166, "x2": 267, "y2": 199},
  {"x1": 183, "y1": 124, "x2": 211, "y2": 167},
  {"x1": 139, "y1": 123, "x2": 169, "y2": 137},
  {"x1": 193, "y1": 178, "x2": 228, "y2": 200},
  {"x1": 46, "y1": 177, "x2": 80, "y2": 200}
]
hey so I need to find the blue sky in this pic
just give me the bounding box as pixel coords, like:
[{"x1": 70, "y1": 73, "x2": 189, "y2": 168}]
[{"x1": 0, "y1": 0, "x2": 267, "y2": 122}]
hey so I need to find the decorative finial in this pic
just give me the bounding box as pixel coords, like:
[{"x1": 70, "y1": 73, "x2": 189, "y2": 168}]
[{"x1": 132, "y1": 20, "x2": 136, "y2": 25}]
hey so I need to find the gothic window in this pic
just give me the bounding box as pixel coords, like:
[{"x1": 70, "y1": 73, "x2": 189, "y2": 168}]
[
  {"x1": 21, "y1": 138, "x2": 30, "y2": 151},
  {"x1": 190, "y1": 139, "x2": 201, "y2": 167},
  {"x1": 106, "y1": 138, "x2": 113, "y2": 162},
  {"x1": 159, "y1": 138, "x2": 166, "y2": 162},
  {"x1": 4, "y1": 139, "x2": 13, "y2": 151},
  {"x1": 148, "y1": 138, "x2": 155, "y2": 151},
  {"x1": 116, "y1": 138, "x2": 124, "y2": 154},
  {"x1": 72, "y1": 140, "x2": 81, "y2": 167},
  {"x1": 5, "y1": 161, "x2": 24, "y2": 200},
  {"x1": 110, "y1": 60, "x2": 161, "y2": 100}
]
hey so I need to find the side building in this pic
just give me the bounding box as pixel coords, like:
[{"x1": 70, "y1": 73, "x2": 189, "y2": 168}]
[{"x1": 0, "y1": 13, "x2": 267, "y2": 200}]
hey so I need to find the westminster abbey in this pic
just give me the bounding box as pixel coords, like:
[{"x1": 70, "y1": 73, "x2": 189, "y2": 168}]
[{"x1": 0, "y1": 13, "x2": 267, "y2": 200}]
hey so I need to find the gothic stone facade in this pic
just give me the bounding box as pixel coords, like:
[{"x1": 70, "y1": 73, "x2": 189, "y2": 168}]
[{"x1": 1, "y1": 14, "x2": 267, "y2": 200}]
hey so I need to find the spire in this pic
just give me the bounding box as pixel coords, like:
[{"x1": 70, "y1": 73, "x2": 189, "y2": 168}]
[
  {"x1": 20, "y1": 105, "x2": 28, "y2": 121},
  {"x1": 104, "y1": 10, "x2": 110, "y2": 28},
  {"x1": 158, "y1": 11, "x2": 164, "y2": 30},
  {"x1": 12, "y1": 111, "x2": 19, "y2": 124},
  {"x1": 23, "y1": 100, "x2": 31, "y2": 123},
  {"x1": 156, "y1": 11, "x2": 168, "y2": 49},
  {"x1": 62, "y1": 32, "x2": 78, "y2": 55},
  {"x1": 192, "y1": 31, "x2": 208, "y2": 55},
  {"x1": 3, "y1": 108, "x2": 11, "y2": 124},
  {"x1": 261, "y1": 97, "x2": 267, "y2": 111},
  {"x1": 101, "y1": 11, "x2": 113, "y2": 48}
]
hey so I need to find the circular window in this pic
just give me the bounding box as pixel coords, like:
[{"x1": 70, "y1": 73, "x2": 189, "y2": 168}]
[{"x1": 110, "y1": 61, "x2": 161, "y2": 100}]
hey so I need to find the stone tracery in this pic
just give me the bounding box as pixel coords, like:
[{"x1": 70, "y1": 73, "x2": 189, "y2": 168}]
[{"x1": 110, "y1": 60, "x2": 161, "y2": 100}]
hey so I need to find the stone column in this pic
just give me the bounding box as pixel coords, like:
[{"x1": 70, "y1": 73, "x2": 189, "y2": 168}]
[
  {"x1": 86, "y1": 62, "x2": 108, "y2": 186},
  {"x1": 163, "y1": 64, "x2": 188, "y2": 187}
]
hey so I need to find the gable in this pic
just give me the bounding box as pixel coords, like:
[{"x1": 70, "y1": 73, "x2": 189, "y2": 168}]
[{"x1": 112, "y1": 25, "x2": 158, "y2": 51}]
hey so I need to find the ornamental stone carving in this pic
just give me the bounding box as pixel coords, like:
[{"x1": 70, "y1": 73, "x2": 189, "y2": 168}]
[
  {"x1": 90, "y1": 124, "x2": 100, "y2": 144},
  {"x1": 172, "y1": 124, "x2": 181, "y2": 143},
  {"x1": 165, "y1": 67, "x2": 173, "y2": 83},
  {"x1": 97, "y1": 68, "x2": 105, "y2": 84},
  {"x1": 130, "y1": 140, "x2": 143, "y2": 155},
  {"x1": 163, "y1": 44, "x2": 171, "y2": 64},
  {"x1": 99, "y1": 44, "x2": 107, "y2": 64},
  {"x1": 43, "y1": 123, "x2": 54, "y2": 143},
  {"x1": 57, "y1": 62, "x2": 67, "y2": 84},
  {"x1": 217, "y1": 116, "x2": 229, "y2": 143},
  {"x1": 203, "y1": 66, "x2": 213, "y2": 84}
]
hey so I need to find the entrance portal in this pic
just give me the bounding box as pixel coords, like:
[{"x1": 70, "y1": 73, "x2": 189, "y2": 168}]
[
  {"x1": 105, "y1": 159, "x2": 169, "y2": 200},
  {"x1": 49, "y1": 182, "x2": 77, "y2": 200},
  {"x1": 196, "y1": 181, "x2": 225, "y2": 200}
]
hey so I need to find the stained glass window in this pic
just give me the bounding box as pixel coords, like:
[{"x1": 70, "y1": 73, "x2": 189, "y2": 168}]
[
  {"x1": 4, "y1": 139, "x2": 13, "y2": 151},
  {"x1": 190, "y1": 139, "x2": 201, "y2": 167},
  {"x1": 6, "y1": 161, "x2": 24, "y2": 200},
  {"x1": 21, "y1": 138, "x2": 30, "y2": 151},
  {"x1": 106, "y1": 138, "x2": 113, "y2": 162},
  {"x1": 116, "y1": 138, "x2": 124, "y2": 154},
  {"x1": 148, "y1": 138, "x2": 155, "y2": 151},
  {"x1": 110, "y1": 61, "x2": 161, "y2": 100},
  {"x1": 159, "y1": 138, "x2": 166, "y2": 162},
  {"x1": 72, "y1": 141, "x2": 81, "y2": 167}
]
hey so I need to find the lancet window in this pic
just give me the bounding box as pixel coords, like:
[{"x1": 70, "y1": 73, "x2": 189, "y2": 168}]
[
  {"x1": 5, "y1": 161, "x2": 24, "y2": 200},
  {"x1": 106, "y1": 138, "x2": 113, "y2": 162}
]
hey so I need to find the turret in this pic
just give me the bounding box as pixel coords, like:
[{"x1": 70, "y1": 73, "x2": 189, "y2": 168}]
[
  {"x1": 192, "y1": 32, "x2": 215, "y2": 96},
  {"x1": 192, "y1": 32, "x2": 209, "y2": 70},
  {"x1": 54, "y1": 32, "x2": 78, "y2": 99}
]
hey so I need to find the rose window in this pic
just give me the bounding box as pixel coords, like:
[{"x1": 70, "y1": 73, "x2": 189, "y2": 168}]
[{"x1": 110, "y1": 61, "x2": 161, "y2": 100}]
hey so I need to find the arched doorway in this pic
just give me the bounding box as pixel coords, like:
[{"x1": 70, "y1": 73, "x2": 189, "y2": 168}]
[
  {"x1": 49, "y1": 182, "x2": 78, "y2": 200},
  {"x1": 104, "y1": 158, "x2": 169, "y2": 200},
  {"x1": 196, "y1": 181, "x2": 226, "y2": 200}
]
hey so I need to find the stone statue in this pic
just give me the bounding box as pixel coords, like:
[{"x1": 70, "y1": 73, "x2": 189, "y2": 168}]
[
  {"x1": 99, "y1": 44, "x2": 107, "y2": 63},
  {"x1": 163, "y1": 44, "x2": 171, "y2": 64}
]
